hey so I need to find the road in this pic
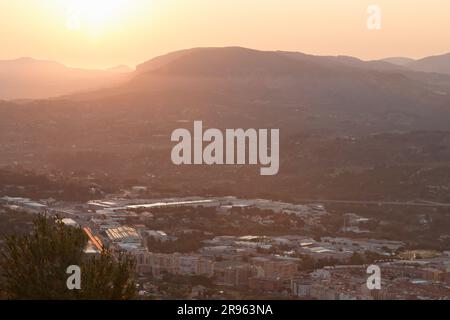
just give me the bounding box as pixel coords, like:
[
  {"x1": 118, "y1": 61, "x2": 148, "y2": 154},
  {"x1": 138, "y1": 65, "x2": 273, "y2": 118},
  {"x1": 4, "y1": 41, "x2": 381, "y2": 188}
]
[{"x1": 296, "y1": 199, "x2": 450, "y2": 208}]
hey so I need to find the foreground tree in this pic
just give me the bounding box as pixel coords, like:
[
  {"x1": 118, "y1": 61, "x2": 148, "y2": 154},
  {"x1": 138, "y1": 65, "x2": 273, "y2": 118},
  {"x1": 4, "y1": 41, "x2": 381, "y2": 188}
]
[{"x1": 0, "y1": 216, "x2": 137, "y2": 299}]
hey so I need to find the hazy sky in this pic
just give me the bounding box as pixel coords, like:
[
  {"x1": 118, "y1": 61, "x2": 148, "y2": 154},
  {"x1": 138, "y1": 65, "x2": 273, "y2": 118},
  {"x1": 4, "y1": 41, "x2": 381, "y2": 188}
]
[{"x1": 0, "y1": 0, "x2": 449, "y2": 69}]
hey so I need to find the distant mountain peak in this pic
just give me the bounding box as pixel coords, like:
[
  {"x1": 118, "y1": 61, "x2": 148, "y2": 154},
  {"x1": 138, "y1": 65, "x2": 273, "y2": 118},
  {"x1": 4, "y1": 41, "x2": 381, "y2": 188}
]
[
  {"x1": 0, "y1": 57, "x2": 128, "y2": 100},
  {"x1": 106, "y1": 65, "x2": 134, "y2": 73},
  {"x1": 409, "y1": 52, "x2": 450, "y2": 74},
  {"x1": 16, "y1": 57, "x2": 35, "y2": 62},
  {"x1": 0, "y1": 56, "x2": 62, "y2": 67},
  {"x1": 381, "y1": 57, "x2": 415, "y2": 67}
]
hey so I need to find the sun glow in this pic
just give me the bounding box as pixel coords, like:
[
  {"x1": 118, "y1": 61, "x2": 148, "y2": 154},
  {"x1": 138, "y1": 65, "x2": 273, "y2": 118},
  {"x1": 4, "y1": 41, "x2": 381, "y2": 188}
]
[{"x1": 64, "y1": 0, "x2": 128, "y2": 34}]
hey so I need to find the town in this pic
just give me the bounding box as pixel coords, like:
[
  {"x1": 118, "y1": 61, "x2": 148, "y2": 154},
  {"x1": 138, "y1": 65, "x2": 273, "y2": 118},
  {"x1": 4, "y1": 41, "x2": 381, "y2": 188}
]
[{"x1": 1, "y1": 189, "x2": 449, "y2": 300}]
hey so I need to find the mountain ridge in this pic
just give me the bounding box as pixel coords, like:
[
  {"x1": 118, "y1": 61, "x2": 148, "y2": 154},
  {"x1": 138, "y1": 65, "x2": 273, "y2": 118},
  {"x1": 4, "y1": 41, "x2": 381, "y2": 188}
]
[
  {"x1": 1, "y1": 47, "x2": 450, "y2": 188},
  {"x1": 380, "y1": 52, "x2": 450, "y2": 75},
  {"x1": 2, "y1": 48, "x2": 450, "y2": 100},
  {"x1": 0, "y1": 57, "x2": 131, "y2": 100}
]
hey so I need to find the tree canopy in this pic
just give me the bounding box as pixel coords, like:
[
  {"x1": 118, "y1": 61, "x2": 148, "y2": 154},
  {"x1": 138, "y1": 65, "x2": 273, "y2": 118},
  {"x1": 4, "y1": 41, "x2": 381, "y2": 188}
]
[{"x1": 0, "y1": 215, "x2": 137, "y2": 300}]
